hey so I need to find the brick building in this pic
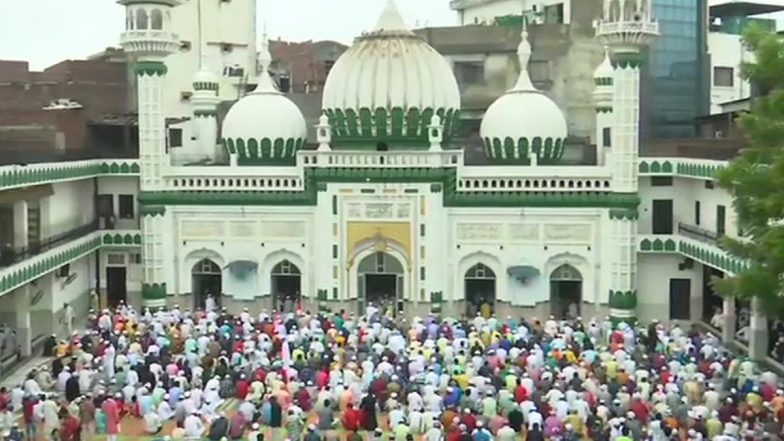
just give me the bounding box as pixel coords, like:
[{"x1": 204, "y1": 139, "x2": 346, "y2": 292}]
[{"x1": 269, "y1": 40, "x2": 347, "y2": 93}]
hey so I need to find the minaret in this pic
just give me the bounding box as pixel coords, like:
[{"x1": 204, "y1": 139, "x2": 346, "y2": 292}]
[
  {"x1": 118, "y1": 0, "x2": 180, "y2": 308},
  {"x1": 592, "y1": 48, "x2": 613, "y2": 166},
  {"x1": 190, "y1": 0, "x2": 220, "y2": 162},
  {"x1": 595, "y1": 0, "x2": 658, "y2": 322}
]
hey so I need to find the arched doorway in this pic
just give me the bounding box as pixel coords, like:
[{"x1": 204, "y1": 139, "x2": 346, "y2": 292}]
[
  {"x1": 192, "y1": 259, "x2": 222, "y2": 310},
  {"x1": 357, "y1": 252, "x2": 404, "y2": 316},
  {"x1": 271, "y1": 259, "x2": 301, "y2": 313},
  {"x1": 465, "y1": 263, "x2": 496, "y2": 318},
  {"x1": 550, "y1": 264, "x2": 582, "y2": 319}
]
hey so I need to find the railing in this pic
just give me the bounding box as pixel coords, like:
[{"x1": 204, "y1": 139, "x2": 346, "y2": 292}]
[
  {"x1": 169, "y1": 176, "x2": 304, "y2": 191},
  {"x1": 120, "y1": 30, "x2": 179, "y2": 42},
  {"x1": 678, "y1": 222, "x2": 720, "y2": 245},
  {"x1": 299, "y1": 151, "x2": 463, "y2": 168},
  {"x1": 0, "y1": 220, "x2": 99, "y2": 268},
  {"x1": 595, "y1": 21, "x2": 659, "y2": 36},
  {"x1": 458, "y1": 177, "x2": 612, "y2": 192}
]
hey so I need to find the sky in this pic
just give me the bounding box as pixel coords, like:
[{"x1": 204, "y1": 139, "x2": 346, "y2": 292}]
[{"x1": 0, "y1": 0, "x2": 456, "y2": 70}]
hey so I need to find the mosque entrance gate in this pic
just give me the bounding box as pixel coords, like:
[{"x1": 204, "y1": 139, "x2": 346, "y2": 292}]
[
  {"x1": 550, "y1": 264, "x2": 582, "y2": 319},
  {"x1": 464, "y1": 263, "x2": 497, "y2": 318},
  {"x1": 192, "y1": 259, "x2": 222, "y2": 310},
  {"x1": 271, "y1": 259, "x2": 302, "y2": 313},
  {"x1": 357, "y1": 251, "x2": 404, "y2": 316}
]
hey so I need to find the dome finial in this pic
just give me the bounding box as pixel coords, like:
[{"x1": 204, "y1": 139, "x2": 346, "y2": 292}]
[
  {"x1": 252, "y1": 29, "x2": 279, "y2": 95},
  {"x1": 512, "y1": 17, "x2": 535, "y2": 92},
  {"x1": 374, "y1": 0, "x2": 409, "y2": 32}
]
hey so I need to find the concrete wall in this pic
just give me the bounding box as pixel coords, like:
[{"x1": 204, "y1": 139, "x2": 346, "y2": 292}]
[
  {"x1": 97, "y1": 176, "x2": 140, "y2": 230},
  {"x1": 708, "y1": 32, "x2": 753, "y2": 113},
  {"x1": 40, "y1": 180, "x2": 95, "y2": 237},
  {"x1": 638, "y1": 254, "x2": 703, "y2": 323},
  {"x1": 459, "y1": 0, "x2": 573, "y2": 26}
]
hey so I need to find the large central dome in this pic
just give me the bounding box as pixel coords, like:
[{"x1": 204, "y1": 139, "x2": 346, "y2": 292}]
[{"x1": 322, "y1": 0, "x2": 461, "y2": 149}]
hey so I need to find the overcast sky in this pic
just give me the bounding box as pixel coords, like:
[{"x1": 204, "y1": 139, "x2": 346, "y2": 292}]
[{"x1": 0, "y1": 0, "x2": 456, "y2": 70}]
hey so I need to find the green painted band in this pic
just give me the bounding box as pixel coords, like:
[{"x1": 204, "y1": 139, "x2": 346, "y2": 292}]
[{"x1": 135, "y1": 61, "x2": 168, "y2": 77}]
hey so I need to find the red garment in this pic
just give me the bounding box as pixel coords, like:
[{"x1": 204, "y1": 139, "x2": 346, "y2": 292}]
[
  {"x1": 228, "y1": 413, "x2": 246, "y2": 439},
  {"x1": 632, "y1": 400, "x2": 650, "y2": 425},
  {"x1": 61, "y1": 415, "x2": 81, "y2": 441},
  {"x1": 447, "y1": 428, "x2": 461, "y2": 441},
  {"x1": 462, "y1": 412, "x2": 477, "y2": 432},
  {"x1": 296, "y1": 389, "x2": 312, "y2": 412},
  {"x1": 0, "y1": 393, "x2": 9, "y2": 411},
  {"x1": 102, "y1": 398, "x2": 121, "y2": 435},
  {"x1": 236, "y1": 379, "x2": 250, "y2": 399},
  {"x1": 22, "y1": 398, "x2": 36, "y2": 424},
  {"x1": 316, "y1": 371, "x2": 329, "y2": 389},
  {"x1": 514, "y1": 386, "x2": 528, "y2": 403},
  {"x1": 342, "y1": 407, "x2": 361, "y2": 432}
]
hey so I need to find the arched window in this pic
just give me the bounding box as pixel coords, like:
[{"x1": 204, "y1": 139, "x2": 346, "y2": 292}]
[
  {"x1": 609, "y1": 0, "x2": 621, "y2": 21},
  {"x1": 465, "y1": 263, "x2": 496, "y2": 280},
  {"x1": 192, "y1": 259, "x2": 221, "y2": 275},
  {"x1": 136, "y1": 8, "x2": 149, "y2": 30},
  {"x1": 550, "y1": 264, "x2": 582, "y2": 281},
  {"x1": 271, "y1": 260, "x2": 301, "y2": 275},
  {"x1": 623, "y1": 0, "x2": 638, "y2": 21},
  {"x1": 126, "y1": 10, "x2": 134, "y2": 30},
  {"x1": 151, "y1": 8, "x2": 164, "y2": 30}
]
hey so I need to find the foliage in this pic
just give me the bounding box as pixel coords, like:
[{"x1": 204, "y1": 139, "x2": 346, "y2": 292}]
[{"x1": 715, "y1": 25, "x2": 784, "y2": 314}]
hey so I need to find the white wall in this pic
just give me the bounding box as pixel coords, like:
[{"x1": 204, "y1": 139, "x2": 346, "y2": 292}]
[
  {"x1": 40, "y1": 180, "x2": 95, "y2": 238},
  {"x1": 708, "y1": 32, "x2": 753, "y2": 113},
  {"x1": 637, "y1": 254, "x2": 703, "y2": 323},
  {"x1": 97, "y1": 176, "x2": 140, "y2": 230},
  {"x1": 164, "y1": 0, "x2": 257, "y2": 117}
]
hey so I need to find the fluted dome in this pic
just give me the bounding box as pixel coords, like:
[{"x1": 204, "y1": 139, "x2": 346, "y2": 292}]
[
  {"x1": 321, "y1": 0, "x2": 461, "y2": 149},
  {"x1": 221, "y1": 37, "x2": 307, "y2": 165},
  {"x1": 593, "y1": 48, "x2": 613, "y2": 112},
  {"x1": 480, "y1": 28, "x2": 568, "y2": 164}
]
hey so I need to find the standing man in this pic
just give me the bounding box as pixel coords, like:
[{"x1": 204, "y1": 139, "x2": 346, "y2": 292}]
[
  {"x1": 205, "y1": 293, "x2": 216, "y2": 313},
  {"x1": 63, "y1": 302, "x2": 75, "y2": 336}
]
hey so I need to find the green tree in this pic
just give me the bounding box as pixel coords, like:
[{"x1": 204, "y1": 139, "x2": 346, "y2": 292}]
[{"x1": 715, "y1": 25, "x2": 784, "y2": 313}]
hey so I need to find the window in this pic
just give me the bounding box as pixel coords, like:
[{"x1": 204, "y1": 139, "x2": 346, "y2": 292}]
[
  {"x1": 544, "y1": 3, "x2": 564, "y2": 24},
  {"x1": 705, "y1": 180, "x2": 714, "y2": 189},
  {"x1": 652, "y1": 199, "x2": 674, "y2": 234},
  {"x1": 694, "y1": 201, "x2": 701, "y2": 225},
  {"x1": 118, "y1": 195, "x2": 135, "y2": 219},
  {"x1": 420, "y1": 266, "x2": 426, "y2": 281},
  {"x1": 713, "y1": 66, "x2": 734, "y2": 87},
  {"x1": 324, "y1": 60, "x2": 335, "y2": 76},
  {"x1": 453, "y1": 62, "x2": 484, "y2": 91},
  {"x1": 420, "y1": 224, "x2": 425, "y2": 237},
  {"x1": 57, "y1": 264, "x2": 70, "y2": 278},
  {"x1": 107, "y1": 254, "x2": 126, "y2": 265},
  {"x1": 168, "y1": 128, "x2": 183, "y2": 148},
  {"x1": 650, "y1": 176, "x2": 673, "y2": 186},
  {"x1": 278, "y1": 76, "x2": 291, "y2": 93},
  {"x1": 602, "y1": 127, "x2": 611, "y2": 147},
  {"x1": 150, "y1": 8, "x2": 163, "y2": 30},
  {"x1": 717, "y1": 205, "x2": 726, "y2": 236}
]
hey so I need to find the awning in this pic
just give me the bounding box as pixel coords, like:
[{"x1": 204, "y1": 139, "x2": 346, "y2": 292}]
[
  {"x1": 507, "y1": 266, "x2": 540, "y2": 283},
  {"x1": 225, "y1": 260, "x2": 258, "y2": 280}
]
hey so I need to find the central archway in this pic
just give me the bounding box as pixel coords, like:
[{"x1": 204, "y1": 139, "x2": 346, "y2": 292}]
[
  {"x1": 271, "y1": 259, "x2": 301, "y2": 313},
  {"x1": 550, "y1": 264, "x2": 583, "y2": 319},
  {"x1": 192, "y1": 259, "x2": 222, "y2": 311},
  {"x1": 358, "y1": 251, "x2": 404, "y2": 316},
  {"x1": 465, "y1": 263, "x2": 496, "y2": 318}
]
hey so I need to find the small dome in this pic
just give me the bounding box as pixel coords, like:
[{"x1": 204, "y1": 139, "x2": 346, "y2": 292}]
[
  {"x1": 593, "y1": 49, "x2": 613, "y2": 111},
  {"x1": 193, "y1": 68, "x2": 219, "y2": 91},
  {"x1": 480, "y1": 28, "x2": 568, "y2": 164},
  {"x1": 221, "y1": 37, "x2": 307, "y2": 165},
  {"x1": 321, "y1": 0, "x2": 461, "y2": 149}
]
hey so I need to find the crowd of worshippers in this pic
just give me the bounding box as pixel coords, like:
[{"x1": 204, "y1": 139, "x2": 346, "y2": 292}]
[{"x1": 1, "y1": 302, "x2": 784, "y2": 441}]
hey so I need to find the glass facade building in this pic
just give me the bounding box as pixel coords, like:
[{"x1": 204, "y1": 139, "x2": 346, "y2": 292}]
[{"x1": 641, "y1": 0, "x2": 710, "y2": 141}]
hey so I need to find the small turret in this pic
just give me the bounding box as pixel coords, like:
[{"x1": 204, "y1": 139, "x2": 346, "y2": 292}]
[{"x1": 118, "y1": 0, "x2": 180, "y2": 62}]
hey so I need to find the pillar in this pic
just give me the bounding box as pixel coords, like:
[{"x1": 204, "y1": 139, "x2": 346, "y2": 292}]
[
  {"x1": 749, "y1": 297, "x2": 768, "y2": 361},
  {"x1": 141, "y1": 212, "x2": 166, "y2": 308},
  {"x1": 14, "y1": 286, "x2": 31, "y2": 357},
  {"x1": 608, "y1": 211, "x2": 638, "y2": 323},
  {"x1": 722, "y1": 297, "x2": 736, "y2": 342},
  {"x1": 12, "y1": 199, "x2": 28, "y2": 249}
]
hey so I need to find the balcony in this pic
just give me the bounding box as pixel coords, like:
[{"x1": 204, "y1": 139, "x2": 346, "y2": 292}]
[
  {"x1": 299, "y1": 150, "x2": 463, "y2": 169},
  {"x1": 120, "y1": 30, "x2": 180, "y2": 56},
  {"x1": 0, "y1": 221, "x2": 99, "y2": 268},
  {"x1": 678, "y1": 222, "x2": 720, "y2": 245}
]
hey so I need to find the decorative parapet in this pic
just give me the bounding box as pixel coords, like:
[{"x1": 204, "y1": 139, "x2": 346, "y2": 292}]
[
  {"x1": 637, "y1": 234, "x2": 748, "y2": 275},
  {"x1": 638, "y1": 158, "x2": 728, "y2": 180},
  {"x1": 0, "y1": 229, "x2": 142, "y2": 297},
  {"x1": 0, "y1": 159, "x2": 140, "y2": 191}
]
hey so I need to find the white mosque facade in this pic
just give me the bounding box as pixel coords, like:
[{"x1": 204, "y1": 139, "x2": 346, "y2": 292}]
[{"x1": 0, "y1": 0, "x2": 763, "y2": 358}]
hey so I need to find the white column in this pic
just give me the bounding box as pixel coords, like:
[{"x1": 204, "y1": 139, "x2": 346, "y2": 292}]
[
  {"x1": 595, "y1": 109, "x2": 612, "y2": 166},
  {"x1": 14, "y1": 286, "x2": 31, "y2": 356},
  {"x1": 722, "y1": 297, "x2": 736, "y2": 342},
  {"x1": 137, "y1": 67, "x2": 167, "y2": 191},
  {"x1": 12, "y1": 200, "x2": 28, "y2": 249},
  {"x1": 141, "y1": 213, "x2": 166, "y2": 308},
  {"x1": 749, "y1": 297, "x2": 769, "y2": 361},
  {"x1": 610, "y1": 61, "x2": 640, "y2": 193},
  {"x1": 195, "y1": 114, "x2": 218, "y2": 159},
  {"x1": 608, "y1": 215, "x2": 638, "y2": 321}
]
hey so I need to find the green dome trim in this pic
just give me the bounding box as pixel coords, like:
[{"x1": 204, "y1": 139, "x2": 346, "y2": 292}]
[
  {"x1": 609, "y1": 208, "x2": 638, "y2": 220},
  {"x1": 611, "y1": 52, "x2": 645, "y2": 69},
  {"x1": 194, "y1": 109, "x2": 217, "y2": 118},
  {"x1": 609, "y1": 290, "x2": 637, "y2": 309},
  {"x1": 135, "y1": 61, "x2": 167, "y2": 77},
  {"x1": 596, "y1": 107, "x2": 613, "y2": 113},
  {"x1": 193, "y1": 82, "x2": 219, "y2": 92},
  {"x1": 481, "y1": 137, "x2": 567, "y2": 165},
  {"x1": 324, "y1": 107, "x2": 461, "y2": 149},
  {"x1": 222, "y1": 137, "x2": 306, "y2": 166},
  {"x1": 594, "y1": 77, "x2": 613, "y2": 86},
  {"x1": 142, "y1": 282, "x2": 167, "y2": 300}
]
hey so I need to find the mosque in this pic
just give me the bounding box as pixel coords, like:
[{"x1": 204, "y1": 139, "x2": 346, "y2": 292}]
[{"x1": 0, "y1": 0, "x2": 763, "y2": 359}]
